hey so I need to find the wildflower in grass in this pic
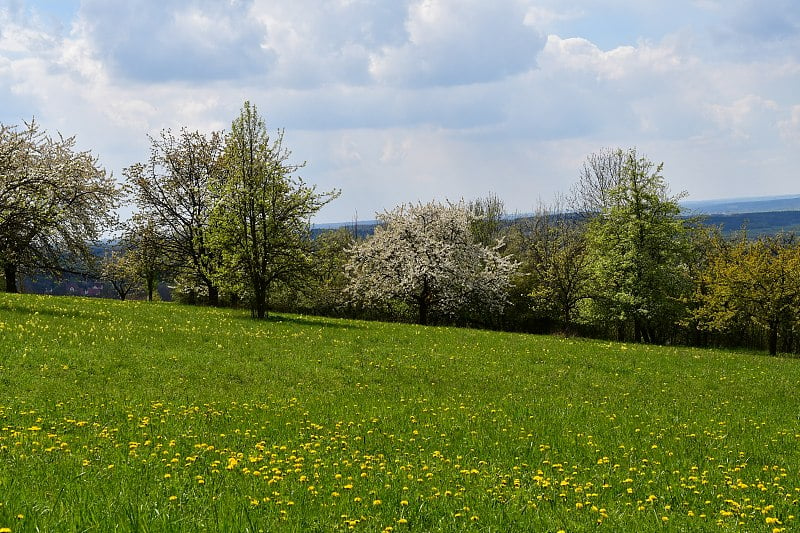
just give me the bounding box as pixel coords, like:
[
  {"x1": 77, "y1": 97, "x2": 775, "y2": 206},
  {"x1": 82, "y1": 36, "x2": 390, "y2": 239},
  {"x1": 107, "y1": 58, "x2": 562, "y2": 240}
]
[{"x1": 0, "y1": 527, "x2": 10, "y2": 532}]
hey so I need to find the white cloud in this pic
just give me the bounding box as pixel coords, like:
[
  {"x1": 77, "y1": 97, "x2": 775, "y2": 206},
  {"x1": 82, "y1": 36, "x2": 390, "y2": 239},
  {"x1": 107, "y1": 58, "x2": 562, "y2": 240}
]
[
  {"x1": 369, "y1": 0, "x2": 545, "y2": 87},
  {"x1": 707, "y1": 95, "x2": 780, "y2": 141},
  {"x1": 538, "y1": 34, "x2": 688, "y2": 81},
  {"x1": 779, "y1": 105, "x2": 800, "y2": 144}
]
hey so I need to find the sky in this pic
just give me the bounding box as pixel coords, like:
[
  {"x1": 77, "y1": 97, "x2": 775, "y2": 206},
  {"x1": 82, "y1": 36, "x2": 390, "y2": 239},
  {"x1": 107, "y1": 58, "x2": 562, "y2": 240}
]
[{"x1": 1, "y1": 0, "x2": 799, "y2": 223}]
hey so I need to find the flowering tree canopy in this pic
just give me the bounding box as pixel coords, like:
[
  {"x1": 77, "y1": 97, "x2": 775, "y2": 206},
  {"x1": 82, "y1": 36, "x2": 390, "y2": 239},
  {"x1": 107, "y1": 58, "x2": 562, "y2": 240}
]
[{"x1": 346, "y1": 201, "x2": 518, "y2": 325}]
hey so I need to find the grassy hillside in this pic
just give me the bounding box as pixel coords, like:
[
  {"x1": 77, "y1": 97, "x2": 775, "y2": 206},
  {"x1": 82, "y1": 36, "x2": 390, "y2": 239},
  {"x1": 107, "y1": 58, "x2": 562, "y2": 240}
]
[{"x1": 1, "y1": 294, "x2": 799, "y2": 532}]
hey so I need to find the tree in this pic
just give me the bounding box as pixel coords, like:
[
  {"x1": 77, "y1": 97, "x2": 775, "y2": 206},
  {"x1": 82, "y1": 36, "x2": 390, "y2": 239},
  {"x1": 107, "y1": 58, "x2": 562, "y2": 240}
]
[
  {"x1": 693, "y1": 234, "x2": 800, "y2": 355},
  {"x1": 210, "y1": 101, "x2": 338, "y2": 319},
  {"x1": 468, "y1": 192, "x2": 505, "y2": 246},
  {"x1": 125, "y1": 128, "x2": 224, "y2": 304},
  {"x1": 123, "y1": 215, "x2": 170, "y2": 301},
  {"x1": 0, "y1": 120, "x2": 119, "y2": 292},
  {"x1": 100, "y1": 248, "x2": 140, "y2": 301},
  {"x1": 514, "y1": 202, "x2": 592, "y2": 332},
  {"x1": 345, "y1": 201, "x2": 518, "y2": 326},
  {"x1": 568, "y1": 147, "x2": 627, "y2": 217},
  {"x1": 584, "y1": 149, "x2": 692, "y2": 343}
]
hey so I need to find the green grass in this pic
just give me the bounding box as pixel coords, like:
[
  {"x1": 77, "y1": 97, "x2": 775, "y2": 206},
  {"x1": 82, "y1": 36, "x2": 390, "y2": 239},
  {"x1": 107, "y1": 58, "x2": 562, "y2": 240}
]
[{"x1": 1, "y1": 293, "x2": 799, "y2": 532}]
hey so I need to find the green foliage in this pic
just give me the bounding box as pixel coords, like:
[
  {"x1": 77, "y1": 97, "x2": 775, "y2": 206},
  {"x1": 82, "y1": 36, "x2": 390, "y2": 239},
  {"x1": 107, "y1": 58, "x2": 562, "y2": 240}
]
[
  {"x1": 209, "y1": 102, "x2": 338, "y2": 319},
  {"x1": 585, "y1": 149, "x2": 692, "y2": 343},
  {"x1": 467, "y1": 192, "x2": 505, "y2": 246},
  {"x1": 693, "y1": 233, "x2": 800, "y2": 355},
  {"x1": 2, "y1": 293, "x2": 800, "y2": 531},
  {"x1": 100, "y1": 248, "x2": 140, "y2": 300},
  {"x1": 507, "y1": 207, "x2": 591, "y2": 332},
  {"x1": 124, "y1": 128, "x2": 225, "y2": 305}
]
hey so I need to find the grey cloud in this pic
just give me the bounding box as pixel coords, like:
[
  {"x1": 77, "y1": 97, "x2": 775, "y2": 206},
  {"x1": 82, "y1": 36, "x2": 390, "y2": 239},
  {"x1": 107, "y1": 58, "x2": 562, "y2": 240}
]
[
  {"x1": 78, "y1": 0, "x2": 274, "y2": 82},
  {"x1": 707, "y1": 0, "x2": 800, "y2": 57},
  {"x1": 729, "y1": 0, "x2": 800, "y2": 42},
  {"x1": 260, "y1": 83, "x2": 506, "y2": 132}
]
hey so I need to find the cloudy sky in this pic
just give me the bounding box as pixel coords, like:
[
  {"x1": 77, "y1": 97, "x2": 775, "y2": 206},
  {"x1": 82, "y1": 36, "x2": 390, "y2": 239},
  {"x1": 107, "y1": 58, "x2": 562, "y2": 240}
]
[{"x1": 2, "y1": 0, "x2": 799, "y2": 222}]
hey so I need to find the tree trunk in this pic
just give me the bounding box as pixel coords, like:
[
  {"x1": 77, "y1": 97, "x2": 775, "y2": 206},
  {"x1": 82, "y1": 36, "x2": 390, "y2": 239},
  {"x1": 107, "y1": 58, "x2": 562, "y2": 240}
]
[
  {"x1": 3, "y1": 263, "x2": 18, "y2": 293},
  {"x1": 768, "y1": 321, "x2": 779, "y2": 356},
  {"x1": 254, "y1": 281, "x2": 267, "y2": 319},
  {"x1": 417, "y1": 280, "x2": 430, "y2": 326},
  {"x1": 418, "y1": 297, "x2": 428, "y2": 326},
  {"x1": 146, "y1": 276, "x2": 155, "y2": 302},
  {"x1": 207, "y1": 284, "x2": 219, "y2": 307},
  {"x1": 634, "y1": 317, "x2": 642, "y2": 343}
]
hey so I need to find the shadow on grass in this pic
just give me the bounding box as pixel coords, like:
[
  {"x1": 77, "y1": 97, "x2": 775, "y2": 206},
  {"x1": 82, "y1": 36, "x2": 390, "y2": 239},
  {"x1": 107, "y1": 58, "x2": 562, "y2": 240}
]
[{"x1": 233, "y1": 312, "x2": 363, "y2": 330}]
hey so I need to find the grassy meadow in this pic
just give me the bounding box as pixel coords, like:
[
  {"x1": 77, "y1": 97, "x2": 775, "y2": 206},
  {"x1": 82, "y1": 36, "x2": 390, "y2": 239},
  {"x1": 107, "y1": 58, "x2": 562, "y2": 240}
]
[{"x1": 1, "y1": 293, "x2": 799, "y2": 532}]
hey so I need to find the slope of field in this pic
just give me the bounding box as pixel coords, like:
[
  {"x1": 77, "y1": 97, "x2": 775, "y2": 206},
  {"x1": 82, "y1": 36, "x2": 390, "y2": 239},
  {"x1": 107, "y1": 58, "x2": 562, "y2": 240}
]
[{"x1": 1, "y1": 294, "x2": 799, "y2": 531}]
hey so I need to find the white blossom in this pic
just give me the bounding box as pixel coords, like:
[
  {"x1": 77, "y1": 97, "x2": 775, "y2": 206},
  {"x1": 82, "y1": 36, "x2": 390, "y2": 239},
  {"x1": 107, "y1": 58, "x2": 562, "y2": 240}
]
[{"x1": 346, "y1": 201, "x2": 518, "y2": 325}]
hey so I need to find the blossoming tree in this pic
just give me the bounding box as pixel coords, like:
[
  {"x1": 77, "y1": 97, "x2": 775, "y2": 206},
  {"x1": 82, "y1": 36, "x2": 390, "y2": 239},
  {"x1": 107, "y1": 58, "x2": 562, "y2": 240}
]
[{"x1": 346, "y1": 201, "x2": 518, "y2": 325}]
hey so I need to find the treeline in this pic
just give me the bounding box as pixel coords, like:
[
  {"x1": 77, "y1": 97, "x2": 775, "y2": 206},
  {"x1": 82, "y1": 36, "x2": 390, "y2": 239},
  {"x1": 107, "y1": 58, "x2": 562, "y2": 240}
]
[{"x1": 2, "y1": 107, "x2": 799, "y2": 356}]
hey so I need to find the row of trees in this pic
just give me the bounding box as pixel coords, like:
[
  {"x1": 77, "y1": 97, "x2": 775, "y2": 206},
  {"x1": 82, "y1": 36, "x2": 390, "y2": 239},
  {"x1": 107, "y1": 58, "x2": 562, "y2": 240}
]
[
  {"x1": 0, "y1": 104, "x2": 338, "y2": 320},
  {"x1": 124, "y1": 102, "x2": 338, "y2": 318},
  {"x1": 2, "y1": 109, "x2": 798, "y2": 355}
]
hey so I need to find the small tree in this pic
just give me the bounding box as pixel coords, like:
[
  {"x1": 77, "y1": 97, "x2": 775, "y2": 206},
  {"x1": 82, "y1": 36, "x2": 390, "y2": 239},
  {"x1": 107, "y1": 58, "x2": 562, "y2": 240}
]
[
  {"x1": 346, "y1": 201, "x2": 518, "y2": 326},
  {"x1": 521, "y1": 203, "x2": 592, "y2": 332},
  {"x1": 210, "y1": 102, "x2": 338, "y2": 318},
  {"x1": 124, "y1": 215, "x2": 170, "y2": 301},
  {"x1": 101, "y1": 249, "x2": 139, "y2": 301},
  {"x1": 468, "y1": 192, "x2": 505, "y2": 246}
]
